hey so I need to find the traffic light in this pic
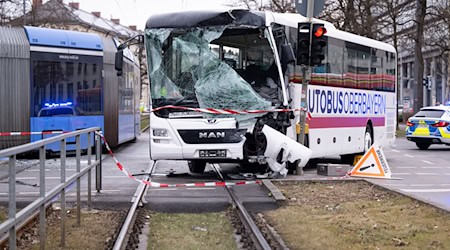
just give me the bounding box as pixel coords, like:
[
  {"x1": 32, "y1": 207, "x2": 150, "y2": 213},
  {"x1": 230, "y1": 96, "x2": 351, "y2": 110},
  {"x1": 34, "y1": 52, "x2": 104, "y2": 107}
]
[
  {"x1": 426, "y1": 75, "x2": 432, "y2": 90},
  {"x1": 422, "y1": 76, "x2": 432, "y2": 90},
  {"x1": 296, "y1": 22, "x2": 311, "y2": 66},
  {"x1": 310, "y1": 23, "x2": 327, "y2": 66}
]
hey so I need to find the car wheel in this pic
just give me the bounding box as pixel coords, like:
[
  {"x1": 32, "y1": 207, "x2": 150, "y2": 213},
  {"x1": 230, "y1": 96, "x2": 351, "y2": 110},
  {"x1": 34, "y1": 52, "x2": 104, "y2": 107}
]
[
  {"x1": 416, "y1": 143, "x2": 431, "y2": 150},
  {"x1": 188, "y1": 160, "x2": 206, "y2": 173}
]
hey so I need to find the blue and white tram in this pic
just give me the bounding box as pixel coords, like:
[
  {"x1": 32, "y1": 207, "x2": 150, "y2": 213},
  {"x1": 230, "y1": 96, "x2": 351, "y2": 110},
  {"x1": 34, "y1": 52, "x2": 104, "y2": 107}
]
[{"x1": 0, "y1": 26, "x2": 141, "y2": 151}]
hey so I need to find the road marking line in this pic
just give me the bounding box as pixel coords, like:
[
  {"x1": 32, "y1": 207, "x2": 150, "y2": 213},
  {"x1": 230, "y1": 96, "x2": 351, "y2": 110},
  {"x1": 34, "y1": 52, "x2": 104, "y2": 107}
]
[
  {"x1": 16, "y1": 177, "x2": 36, "y2": 180},
  {"x1": 395, "y1": 167, "x2": 416, "y2": 169},
  {"x1": 400, "y1": 189, "x2": 450, "y2": 193},
  {"x1": 19, "y1": 192, "x2": 40, "y2": 195},
  {"x1": 0, "y1": 193, "x2": 8, "y2": 195},
  {"x1": 382, "y1": 184, "x2": 407, "y2": 187},
  {"x1": 104, "y1": 176, "x2": 125, "y2": 179},
  {"x1": 391, "y1": 149, "x2": 400, "y2": 153},
  {"x1": 393, "y1": 173, "x2": 411, "y2": 175},
  {"x1": 420, "y1": 167, "x2": 441, "y2": 169},
  {"x1": 100, "y1": 190, "x2": 122, "y2": 193},
  {"x1": 148, "y1": 188, "x2": 178, "y2": 191},
  {"x1": 186, "y1": 187, "x2": 216, "y2": 190},
  {"x1": 421, "y1": 160, "x2": 433, "y2": 165},
  {"x1": 410, "y1": 184, "x2": 435, "y2": 187},
  {"x1": 415, "y1": 173, "x2": 439, "y2": 175},
  {"x1": 404, "y1": 154, "x2": 414, "y2": 158}
]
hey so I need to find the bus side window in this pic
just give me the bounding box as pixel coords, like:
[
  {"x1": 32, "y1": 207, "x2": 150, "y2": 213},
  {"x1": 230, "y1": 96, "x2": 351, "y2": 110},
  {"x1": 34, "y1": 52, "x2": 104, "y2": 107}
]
[{"x1": 327, "y1": 37, "x2": 344, "y2": 87}]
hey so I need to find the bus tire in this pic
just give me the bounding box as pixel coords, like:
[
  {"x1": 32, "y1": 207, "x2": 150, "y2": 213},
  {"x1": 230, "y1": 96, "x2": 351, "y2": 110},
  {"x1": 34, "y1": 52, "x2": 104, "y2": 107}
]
[
  {"x1": 188, "y1": 160, "x2": 206, "y2": 173},
  {"x1": 416, "y1": 142, "x2": 430, "y2": 150},
  {"x1": 340, "y1": 154, "x2": 355, "y2": 165},
  {"x1": 364, "y1": 124, "x2": 373, "y2": 152}
]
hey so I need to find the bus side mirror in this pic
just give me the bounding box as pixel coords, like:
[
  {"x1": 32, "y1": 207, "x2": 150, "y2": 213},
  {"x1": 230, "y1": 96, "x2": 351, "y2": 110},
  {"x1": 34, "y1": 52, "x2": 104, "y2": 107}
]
[
  {"x1": 281, "y1": 43, "x2": 295, "y2": 68},
  {"x1": 115, "y1": 50, "x2": 124, "y2": 76}
]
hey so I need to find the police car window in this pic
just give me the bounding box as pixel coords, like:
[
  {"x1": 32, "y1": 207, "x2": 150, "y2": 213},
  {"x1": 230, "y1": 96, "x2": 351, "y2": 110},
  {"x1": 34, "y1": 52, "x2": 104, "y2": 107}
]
[
  {"x1": 53, "y1": 107, "x2": 74, "y2": 116},
  {"x1": 39, "y1": 110, "x2": 52, "y2": 117},
  {"x1": 414, "y1": 110, "x2": 444, "y2": 118}
]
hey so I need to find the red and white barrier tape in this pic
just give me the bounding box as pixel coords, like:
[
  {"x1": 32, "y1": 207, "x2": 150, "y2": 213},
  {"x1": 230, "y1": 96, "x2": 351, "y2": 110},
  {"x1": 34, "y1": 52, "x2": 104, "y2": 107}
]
[
  {"x1": 96, "y1": 132, "x2": 261, "y2": 188},
  {"x1": 0, "y1": 131, "x2": 67, "y2": 136},
  {"x1": 152, "y1": 105, "x2": 310, "y2": 116}
]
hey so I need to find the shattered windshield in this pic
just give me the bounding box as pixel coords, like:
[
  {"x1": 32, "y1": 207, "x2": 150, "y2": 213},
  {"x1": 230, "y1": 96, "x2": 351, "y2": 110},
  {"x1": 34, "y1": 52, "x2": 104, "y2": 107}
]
[{"x1": 145, "y1": 26, "x2": 274, "y2": 119}]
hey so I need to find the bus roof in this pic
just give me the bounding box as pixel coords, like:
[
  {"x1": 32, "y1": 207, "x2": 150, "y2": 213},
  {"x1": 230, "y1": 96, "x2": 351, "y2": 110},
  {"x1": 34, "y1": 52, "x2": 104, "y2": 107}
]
[
  {"x1": 146, "y1": 9, "x2": 395, "y2": 54},
  {"x1": 267, "y1": 12, "x2": 396, "y2": 53},
  {"x1": 145, "y1": 9, "x2": 265, "y2": 29}
]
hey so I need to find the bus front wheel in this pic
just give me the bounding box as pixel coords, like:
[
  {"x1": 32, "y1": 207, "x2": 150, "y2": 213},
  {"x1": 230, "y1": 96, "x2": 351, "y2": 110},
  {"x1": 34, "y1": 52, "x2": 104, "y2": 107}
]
[{"x1": 188, "y1": 160, "x2": 206, "y2": 173}]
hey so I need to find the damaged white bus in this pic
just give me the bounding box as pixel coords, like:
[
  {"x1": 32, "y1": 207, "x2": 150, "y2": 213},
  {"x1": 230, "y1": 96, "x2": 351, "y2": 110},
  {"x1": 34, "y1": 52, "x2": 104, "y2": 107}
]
[{"x1": 117, "y1": 9, "x2": 396, "y2": 176}]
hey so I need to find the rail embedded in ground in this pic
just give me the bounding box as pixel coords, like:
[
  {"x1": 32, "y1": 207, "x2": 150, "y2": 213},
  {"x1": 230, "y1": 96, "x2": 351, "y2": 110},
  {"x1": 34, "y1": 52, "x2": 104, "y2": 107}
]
[
  {"x1": 113, "y1": 161, "x2": 154, "y2": 250},
  {"x1": 211, "y1": 164, "x2": 272, "y2": 250},
  {"x1": 0, "y1": 127, "x2": 103, "y2": 250}
]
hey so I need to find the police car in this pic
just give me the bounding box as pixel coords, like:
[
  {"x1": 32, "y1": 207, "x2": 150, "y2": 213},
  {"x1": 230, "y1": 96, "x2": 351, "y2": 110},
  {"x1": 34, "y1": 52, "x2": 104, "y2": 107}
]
[{"x1": 406, "y1": 105, "x2": 450, "y2": 149}]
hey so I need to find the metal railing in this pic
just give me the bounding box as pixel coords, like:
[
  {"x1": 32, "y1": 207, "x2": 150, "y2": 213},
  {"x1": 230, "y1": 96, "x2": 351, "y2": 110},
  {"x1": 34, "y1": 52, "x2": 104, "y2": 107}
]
[{"x1": 0, "y1": 127, "x2": 103, "y2": 250}]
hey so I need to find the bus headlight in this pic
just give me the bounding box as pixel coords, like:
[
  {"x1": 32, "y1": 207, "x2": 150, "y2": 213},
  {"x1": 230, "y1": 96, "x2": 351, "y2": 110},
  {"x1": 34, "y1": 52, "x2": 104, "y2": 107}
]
[{"x1": 153, "y1": 129, "x2": 168, "y2": 137}]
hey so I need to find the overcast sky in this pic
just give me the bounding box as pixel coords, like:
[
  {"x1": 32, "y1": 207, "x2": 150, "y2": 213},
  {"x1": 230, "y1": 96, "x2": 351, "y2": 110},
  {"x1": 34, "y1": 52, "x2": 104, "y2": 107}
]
[{"x1": 60, "y1": 0, "x2": 238, "y2": 29}]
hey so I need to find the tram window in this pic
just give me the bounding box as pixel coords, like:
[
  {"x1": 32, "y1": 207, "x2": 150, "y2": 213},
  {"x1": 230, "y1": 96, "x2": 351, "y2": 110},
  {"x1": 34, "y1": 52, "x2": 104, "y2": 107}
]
[
  {"x1": 67, "y1": 62, "x2": 74, "y2": 77},
  {"x1": 58, "y1": 84, "x2": 64, "y2": 102},
  {"x1": 31, "y1": 54, "x2": 103, "y2": 117},
  {"x1": 68, "y1": 83, "x2": 73, "y2": 100}
]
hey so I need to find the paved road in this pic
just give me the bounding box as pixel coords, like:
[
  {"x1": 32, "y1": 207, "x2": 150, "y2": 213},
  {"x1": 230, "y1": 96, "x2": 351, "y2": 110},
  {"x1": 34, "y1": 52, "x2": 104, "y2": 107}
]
[{"x1": 368, "y1": 137, "x2": 450, "y2": 211}]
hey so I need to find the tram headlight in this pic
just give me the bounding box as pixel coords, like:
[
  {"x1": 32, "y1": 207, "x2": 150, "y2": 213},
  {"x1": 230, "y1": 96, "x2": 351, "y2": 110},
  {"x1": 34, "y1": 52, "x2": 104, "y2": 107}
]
[{"x1": 153, "y1": 129, "x2": 168, "y2": 137}]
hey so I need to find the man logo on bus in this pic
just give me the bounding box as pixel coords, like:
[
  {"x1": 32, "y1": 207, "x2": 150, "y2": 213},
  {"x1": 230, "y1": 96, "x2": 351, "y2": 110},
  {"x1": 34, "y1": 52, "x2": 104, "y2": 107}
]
[{"x1": 199, "y1": 132, "x2": 225, "y2": 139}]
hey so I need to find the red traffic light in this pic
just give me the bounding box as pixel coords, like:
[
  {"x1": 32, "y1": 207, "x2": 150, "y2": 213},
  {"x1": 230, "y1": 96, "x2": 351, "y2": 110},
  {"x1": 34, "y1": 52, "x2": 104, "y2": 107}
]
[{"x1": 314, "y1": 26, "x2": 326, "y2": 38}]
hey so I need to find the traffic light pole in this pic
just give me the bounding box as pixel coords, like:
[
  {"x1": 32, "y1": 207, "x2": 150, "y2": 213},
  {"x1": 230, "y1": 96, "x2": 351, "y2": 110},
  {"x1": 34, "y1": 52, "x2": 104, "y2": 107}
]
[
  {"x1": 295, "y1": 0, "x2": 315, "y2": 175},
  {"x1": 298, "y1": 66, "x2": 310, "y2": 146}
]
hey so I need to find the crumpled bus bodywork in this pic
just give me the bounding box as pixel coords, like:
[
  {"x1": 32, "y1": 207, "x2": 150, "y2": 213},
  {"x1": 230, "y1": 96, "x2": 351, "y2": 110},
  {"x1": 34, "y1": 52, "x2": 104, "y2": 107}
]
[{"x1": 145, "y1": 9, "x2": 312, "y2": 175}]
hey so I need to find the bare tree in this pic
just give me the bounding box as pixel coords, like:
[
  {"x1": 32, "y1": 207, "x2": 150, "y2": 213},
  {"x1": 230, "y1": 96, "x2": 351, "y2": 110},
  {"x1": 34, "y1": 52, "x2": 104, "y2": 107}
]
[
  {"x1": 226, "y1": 0, "x2": 295, "y2": 12},
  {"x1": 427, "y1": 0, "x2": 450, "y2": 103},
  {"x1": 413, "y1": 0, "x2": 427, "y2": 113},
  {"x1": 320, "y1": 0, "x2": 383, "y2": 38},
  {"x1": 377, "y1": 0, "x2": 415, "y2": 127},
  {"x1": 0, "y1": 0, "x2": 31, "y2": 25}
]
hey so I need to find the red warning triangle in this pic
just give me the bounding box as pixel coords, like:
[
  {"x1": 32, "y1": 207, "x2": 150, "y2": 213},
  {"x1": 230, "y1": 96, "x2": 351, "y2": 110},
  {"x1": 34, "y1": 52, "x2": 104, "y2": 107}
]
[{"x1": 348, "y1": 143, "x2": 392, "y2": 179}]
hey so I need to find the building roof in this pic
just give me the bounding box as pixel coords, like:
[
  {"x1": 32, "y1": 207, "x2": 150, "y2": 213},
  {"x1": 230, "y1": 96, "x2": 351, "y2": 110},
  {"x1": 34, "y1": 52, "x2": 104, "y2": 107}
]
[{"x1": 14, "y1": 0, "x2": 140, "y2": 39}]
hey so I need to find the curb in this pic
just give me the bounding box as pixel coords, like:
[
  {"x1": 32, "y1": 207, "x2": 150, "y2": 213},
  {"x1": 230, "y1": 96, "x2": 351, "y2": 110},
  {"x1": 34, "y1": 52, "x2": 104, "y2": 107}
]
[{"x1": 262, "y1": 179, "x2": 286, "y2": 202}]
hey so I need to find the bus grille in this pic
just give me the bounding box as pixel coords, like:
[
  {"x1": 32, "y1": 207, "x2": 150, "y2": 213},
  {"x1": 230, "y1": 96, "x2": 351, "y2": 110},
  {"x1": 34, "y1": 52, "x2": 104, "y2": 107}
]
[{"x1": 177, "y1": 129, "x2": 246, "y2": 144}]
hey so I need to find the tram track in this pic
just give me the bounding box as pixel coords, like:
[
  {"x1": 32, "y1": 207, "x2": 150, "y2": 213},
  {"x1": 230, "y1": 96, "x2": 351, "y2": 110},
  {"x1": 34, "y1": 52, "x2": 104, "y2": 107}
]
[
  {"x1": 111, "y1": 161, "x2": 287, "y2": 250},
  {"x1": 210, "y1": 163, "x2": 287, "y2": 250},
  {"x1": 111, "y1": 161, "x2": 154, "y2": 250}
]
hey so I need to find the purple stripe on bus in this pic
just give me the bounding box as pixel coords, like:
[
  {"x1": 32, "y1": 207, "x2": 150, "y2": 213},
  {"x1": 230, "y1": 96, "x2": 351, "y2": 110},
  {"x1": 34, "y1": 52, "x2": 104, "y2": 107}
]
[{"x1": 308, "y1": 117, "x2": 385, "y2": 129}]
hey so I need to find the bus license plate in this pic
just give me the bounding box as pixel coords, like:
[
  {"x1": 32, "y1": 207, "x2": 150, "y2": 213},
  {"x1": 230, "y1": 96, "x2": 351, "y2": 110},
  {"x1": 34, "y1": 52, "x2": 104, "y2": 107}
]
[{"x1": 199, "y1": 150, "x2": 226, "y2": 157}]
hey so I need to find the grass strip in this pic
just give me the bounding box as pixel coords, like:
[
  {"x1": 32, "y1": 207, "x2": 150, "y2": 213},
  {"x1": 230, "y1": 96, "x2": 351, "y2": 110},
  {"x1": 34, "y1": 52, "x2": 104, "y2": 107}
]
[
  {"x1": 265, "y1": 181, "x2": 450, "y2": 249},
  {"x1": 148, "y1": 212, "x2": 237, "y2": 250}
]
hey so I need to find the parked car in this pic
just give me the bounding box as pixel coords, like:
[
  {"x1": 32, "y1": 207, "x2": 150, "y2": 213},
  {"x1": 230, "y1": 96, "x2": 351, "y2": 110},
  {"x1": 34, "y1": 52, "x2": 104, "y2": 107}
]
[{"x1": 405, "y1": 105, "x2": 450, "y2": 149}]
